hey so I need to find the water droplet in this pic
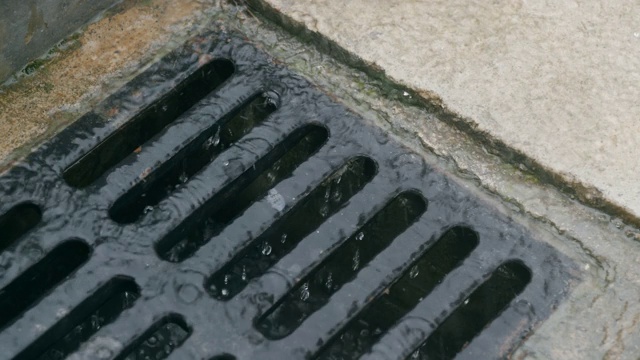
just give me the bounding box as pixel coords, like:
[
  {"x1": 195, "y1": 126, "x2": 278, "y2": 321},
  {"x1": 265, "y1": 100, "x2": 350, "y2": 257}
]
[
  {"x1": 356, "y1": 232, "x2": 364, "y2": 241},
  {"x1": 352, "y1": 249, "x2": 360, "y2": 271},
  {"x1": 223, "y1": 160, "x2": 230, "y2": 167},
  {"x1": 332, "y1": 189, "x2": 342, "y2": 202},
  {"x1": 91, "y1": 314, "x2": 102, "y2": 330},
  {"x1": 319, "y1": 204, "x2": 329, "y2": 217},
  {"x1": 325, "y1": 272, "x2": 333, "y2": 290},
  {"x1": 147, "y1": 336, "x2": 158, "y2": 345},
  {"x1": 324, "y1": 187, "x2": 331, "y2": 200},
  {"x1": 178, "y1": 172, "x2": 188, "y2": 184},
  {"x1": 300, "y1": 282, "x2": 310, "y2": 301},
  {"x1": 162, "y1": 104, "x2": 168, "y2": 111},
  {"x1": 143, "y1": 205, "x2": 154, "y2": 214},
  {"x1": 224, "y1": 274, "x2": 230, "y2": 285},
  {"x1": 280, "y1": 233, "x2": 287, "y2": 244},
  {"x1": 221, "y1": 288, "x2": 229, "y2": 297},
  {"x1": 207, "y1": 126, "x2": 221, "y2": 149},
  {"x1": 360, "y1": 329, "x2": 370, "y2": 337},
  {"x1": 409, "y1": 265, "x2": 419, "y2": 279},
  {"x1": 411, "y1": 349, "x2": 420, "y2": 359},
  {"x1": 463, "y1": 298, "x2": 470, "y2": 305},
  {"x1": 261, "y1": 242, "x2": 272, "y2": 256},
  {"x1": 241, "y1": 266, "x2": 247, "y2": 281}
]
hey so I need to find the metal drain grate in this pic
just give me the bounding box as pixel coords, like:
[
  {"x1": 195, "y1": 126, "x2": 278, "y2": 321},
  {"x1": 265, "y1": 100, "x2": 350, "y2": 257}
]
[{"x1": 0, "y1": 31, "x2": 575, "y2": 360}]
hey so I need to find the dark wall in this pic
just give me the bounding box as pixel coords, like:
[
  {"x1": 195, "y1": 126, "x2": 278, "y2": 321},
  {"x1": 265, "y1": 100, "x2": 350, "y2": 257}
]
[{"x1": 0, "y1": 0, "x2": 119, "y2": 82}]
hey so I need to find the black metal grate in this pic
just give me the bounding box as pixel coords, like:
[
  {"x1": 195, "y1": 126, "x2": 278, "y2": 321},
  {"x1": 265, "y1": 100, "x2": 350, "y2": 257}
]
[{"x1": 0, "y1": 31, "x2": 575, "y2": 360}]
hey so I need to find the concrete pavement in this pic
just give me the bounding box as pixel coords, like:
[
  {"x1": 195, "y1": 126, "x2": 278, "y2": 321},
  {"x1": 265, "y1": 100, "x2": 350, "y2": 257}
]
[{"x1": 250, "y1": 0, "x2": 640, "y2": 227}]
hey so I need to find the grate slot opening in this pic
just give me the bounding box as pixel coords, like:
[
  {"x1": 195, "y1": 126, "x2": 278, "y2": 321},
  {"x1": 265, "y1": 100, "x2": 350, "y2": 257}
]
[
  {"x1": 315, "y1": 226, "x2": 479, "y2": 360},
  {"x1": 156, "y1": 124, "x2": 329, "y2": 262},
  {"x1": 63, "y1": 58, "x2": 235, "y2": 188},
  {"x1": 256, "y1": 191, "x2": 427, "y2": 339},
  {"x1": 410, "y1": 260, "x2": 532, "y2": 360},
  {"x1": 206, "y1": 156, "x2": 377, "y2": 301},
  {"x1": 0, "y1": 202, "x2": 42, "y2": 253},
  {"x1": 0, "y1": 239, "x2": 90, "y2": 331},
  {"x1": 116, "y1": 314, "x2": 191, "y2": 360},
  {"x1": 109, "y1": 92, "x2": 278, "y2": 224},
  {"x1": 15, "y1": 276, "x2": 140, "y2": 360}
]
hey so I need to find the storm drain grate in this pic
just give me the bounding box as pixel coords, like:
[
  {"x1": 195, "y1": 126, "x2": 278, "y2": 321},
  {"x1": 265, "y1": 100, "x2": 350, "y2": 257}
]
[{"x1": 0, "y1": 31, "x2": 575, "y2": 360}]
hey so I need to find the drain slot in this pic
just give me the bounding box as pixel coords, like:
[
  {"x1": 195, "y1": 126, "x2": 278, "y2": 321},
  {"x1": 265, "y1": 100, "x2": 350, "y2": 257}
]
[
  {"x1": 256, "y1": 191, "x2": 427, "y2": 339},
  {"x1": 15, "y1": 276, "x2": 140, "y2": 360},
  {"x1": 412, "y1": 260, "x2": 532, "y2": 360},
  {"x1": 315, "y1": 226, "x2": 478, "y2": 360},
  {"x1": 0, "y1": 202, "x2": 41, "y2": 253},
  {"x1": 206, "y1": 156, "x2": 377, "y2": 301},
  {"x1": 109, "y1": 92, "x2": 278, "y2": 224},
  {"x1": 116, "y1": 314, "x2": 191, "y2": 360},
  {"x1": 156, "y1": 124, "x2": 329, "y2": 262},
  {"x1": 63, "y1": 58, "x2": 235, "y2": 188},
  {"x1": 0, "y1": 240, "x2": 90, "y2": 331}
]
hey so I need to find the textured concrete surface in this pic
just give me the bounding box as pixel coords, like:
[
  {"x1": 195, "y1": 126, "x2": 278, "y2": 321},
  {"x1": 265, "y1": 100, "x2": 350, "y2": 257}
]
[
  {"x1": 252, "y1": 0, "x2": 640, "y2": 226},
  {"x1": 0, "y1": 0, "x2": 120, "y2": 82}
]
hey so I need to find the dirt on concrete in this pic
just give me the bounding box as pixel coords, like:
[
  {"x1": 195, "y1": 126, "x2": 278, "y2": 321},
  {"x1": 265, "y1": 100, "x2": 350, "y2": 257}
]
[{"x1": 0, "y1": 0, "x2": 220, "y2": 171}]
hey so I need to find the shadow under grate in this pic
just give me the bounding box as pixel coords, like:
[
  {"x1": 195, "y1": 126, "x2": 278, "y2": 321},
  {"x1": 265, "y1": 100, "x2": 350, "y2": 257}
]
[{"x1": 0, "y1": 30, "x2": 576, "y2": 360}]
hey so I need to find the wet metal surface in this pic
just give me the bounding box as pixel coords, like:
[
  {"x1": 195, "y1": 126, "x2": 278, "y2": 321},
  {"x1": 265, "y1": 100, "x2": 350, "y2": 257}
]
[{"x1": 0, "y1": 32, "x2": 575, "y2": 359}]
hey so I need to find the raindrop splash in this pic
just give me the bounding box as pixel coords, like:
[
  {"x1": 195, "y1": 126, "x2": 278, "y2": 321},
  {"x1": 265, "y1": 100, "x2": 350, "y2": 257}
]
[
  {"x1": 300, "y1": 283, "x2": 310, "y2": 302},
  {"x1": 261, "y1": 242, "x2": 272, "y2": 256},
  {"x1": 409, "y1": 265, "x2": 419, "y2": 279}
]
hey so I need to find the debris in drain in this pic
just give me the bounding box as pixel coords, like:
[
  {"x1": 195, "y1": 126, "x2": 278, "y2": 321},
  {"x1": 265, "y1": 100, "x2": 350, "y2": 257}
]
[{"x1": 0, "y1": 31, "x2": 574, "y2": 360}]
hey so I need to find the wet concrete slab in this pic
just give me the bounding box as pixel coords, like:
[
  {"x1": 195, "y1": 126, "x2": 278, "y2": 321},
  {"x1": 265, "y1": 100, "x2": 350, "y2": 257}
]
[{"x1": 251, "y1": 0, "x2": 640, "y2": 227}]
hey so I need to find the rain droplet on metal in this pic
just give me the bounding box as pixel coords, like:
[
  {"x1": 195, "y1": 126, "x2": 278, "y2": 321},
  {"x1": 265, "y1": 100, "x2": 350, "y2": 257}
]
[
  {"x1": 241, "y1": 266, "x2": 247, "y2": 281},
  {"x1": 409, "y1": 265, "x2": 419, "y2": 279},
  {"x1": 300, "y1": 282, "x2": 310, "y2": 301},
  {"x1": 352, "y1": 248, "x2": 360, "y2": 271},
  {"x1": 325, "y1": 272, "x2": 333, "y2": 290},
  {"x1": 261, "y1": 242, "x2": 272, "y2": 256}
]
